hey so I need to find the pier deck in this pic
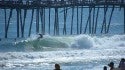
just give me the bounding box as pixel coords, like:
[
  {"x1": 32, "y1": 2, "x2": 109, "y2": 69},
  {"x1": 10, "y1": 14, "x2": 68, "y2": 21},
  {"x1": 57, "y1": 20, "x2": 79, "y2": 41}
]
[{"x1": 0, "y1": 0, "x2": 125, "y2": 9}]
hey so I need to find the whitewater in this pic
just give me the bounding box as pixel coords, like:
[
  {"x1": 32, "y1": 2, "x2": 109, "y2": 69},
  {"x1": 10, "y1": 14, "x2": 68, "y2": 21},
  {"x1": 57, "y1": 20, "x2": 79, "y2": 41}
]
[{"x1": 0, "y1": 34, "x2": 125, "y2": 70}]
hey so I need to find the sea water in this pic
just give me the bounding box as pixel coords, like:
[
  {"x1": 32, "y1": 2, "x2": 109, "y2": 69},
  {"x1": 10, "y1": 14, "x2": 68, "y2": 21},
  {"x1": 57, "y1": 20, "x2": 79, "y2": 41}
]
[
  {"x1": 0, "y1": 35, "x2": 125, "y2": 70},
  {"x1": 0, "y1": 8, "x2": 125, "y2": 70}
]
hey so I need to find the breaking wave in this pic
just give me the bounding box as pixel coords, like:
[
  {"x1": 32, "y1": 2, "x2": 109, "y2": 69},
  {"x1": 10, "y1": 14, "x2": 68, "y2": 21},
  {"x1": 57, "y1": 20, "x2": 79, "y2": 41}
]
[
  {"x1": 0, "y1": 34, "x2": 125, "y2": 69},
  {"x1": 13, "y1": 34, "x2": 125, "y2": 51}
]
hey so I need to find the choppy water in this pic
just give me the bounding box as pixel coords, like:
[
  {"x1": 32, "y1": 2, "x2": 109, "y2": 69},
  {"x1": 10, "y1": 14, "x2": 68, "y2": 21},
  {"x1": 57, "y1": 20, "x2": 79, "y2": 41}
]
[{"x1": 0, "y1": 35, "x2": 125, "y2": 70}]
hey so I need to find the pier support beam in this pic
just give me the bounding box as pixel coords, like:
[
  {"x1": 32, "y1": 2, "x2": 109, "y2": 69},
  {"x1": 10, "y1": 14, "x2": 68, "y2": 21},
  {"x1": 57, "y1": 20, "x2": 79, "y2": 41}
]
[
  {"x1": 92, "y1": 7, "x2": 95, "y2": 34},
  {"x1": 43, "y1": 9, "x2": 46, "y2": 35},
  {"x1": 89, "y1": 7, "x2": 92, "y2": 34},
  {"x1": 124, "y1": 7, "x2": 125, "y2": 33},
  {"x1": 106, "y1": 5, "x2": 114, "y2": 33},
  {"x1": 40, "y1": 8, "x2": 43, "y2": 34},
  {"x1": 4, "y1": 9, "x2": 7, "y2": 38},
  {"x1": 94, "y1": 6, "x2": 99, "y2": 34},
  {"x1": 80, "y1": 6, "x2": 83, "y2": 34},
  {"x1": 84, "y1": 7, "x2": 92, "y2": 34},
  {"x1": 16, "y1": 9, "x2": 20, "y2": 38},
  {"x1": 48, "y1": 8, "x2": 51, "y2": 34},
  {"x1": 101, "y1": 5, "x2": 108, "y2": 34},
  {"x1": 21, "y1": 9, "x2": 27, "y2": 37},
  {"x1": 36, "y1": 8, "x2": 40, "y2": 34},
  {"x1": 54, "y1": 8, "x2": 59, "y2": 35},
  {"x1": 5, "y1": 9, "x2": 13, "y2": 38},
  {"x1": 77, "y1": 6, "x2": 79, "y2": 34},
  {"x1": 28, "y1": 9, "x2": 34, "y2": 37},
  {"x1": 40, "y1": 8, "x2": 46, "y2": 35},
  {"x1": 70, "y1": 7, "x2": 74, "y2": 35},
  {"x1": 63, "y1": 7, "x2": 67, "y2": 35}
]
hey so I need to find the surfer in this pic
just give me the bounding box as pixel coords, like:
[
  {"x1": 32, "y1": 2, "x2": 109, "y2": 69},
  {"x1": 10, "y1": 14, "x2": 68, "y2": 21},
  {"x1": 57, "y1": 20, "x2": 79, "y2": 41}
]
[
  {"x1": 54, "y1": 64, "x2": 61, "y2": 70},
  {"x1": 37, "y1": 34, "x2": 43, "y2": 39}
]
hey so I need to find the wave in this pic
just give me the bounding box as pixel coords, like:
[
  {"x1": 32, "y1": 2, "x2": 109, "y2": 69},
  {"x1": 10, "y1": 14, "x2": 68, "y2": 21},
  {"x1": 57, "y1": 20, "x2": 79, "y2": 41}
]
[
  {"x1": 0, "y1": 34, "x2": 125, "y2": 69},
  {"x1": 14, "y1": 34, "x2": 125, "y2": 51}
]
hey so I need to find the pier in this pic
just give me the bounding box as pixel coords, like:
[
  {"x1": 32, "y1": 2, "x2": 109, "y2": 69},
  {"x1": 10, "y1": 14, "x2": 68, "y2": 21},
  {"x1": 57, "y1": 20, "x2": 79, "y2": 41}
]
[{"x1": 0, "y1": 0, "x2": 125, "y2": 38}]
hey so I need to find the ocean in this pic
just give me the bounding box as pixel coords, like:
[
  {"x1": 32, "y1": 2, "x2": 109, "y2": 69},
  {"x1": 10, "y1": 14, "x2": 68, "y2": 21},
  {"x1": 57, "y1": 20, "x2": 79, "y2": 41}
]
[{"x1": 0, "y1": 7, "x2": 125, "y2": 70}]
